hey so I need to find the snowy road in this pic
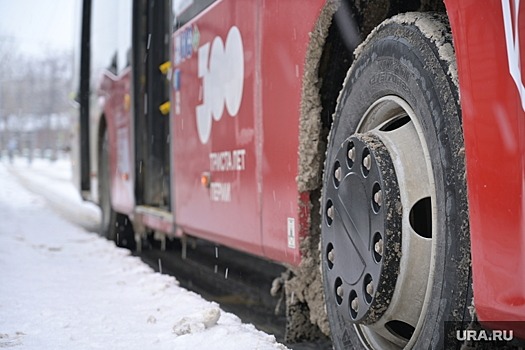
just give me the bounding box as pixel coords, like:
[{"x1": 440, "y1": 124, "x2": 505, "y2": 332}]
[{"x1": 0, "y1": 157, "x2": 288, "y2": 349}]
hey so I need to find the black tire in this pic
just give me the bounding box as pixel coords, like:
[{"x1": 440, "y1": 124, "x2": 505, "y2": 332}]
[
  {"x1": 98, "y1": 127, "x2": 135, "y2": 250},
  {"x1": 321, "y1": 13, "x2": 471, "y2": 349}
]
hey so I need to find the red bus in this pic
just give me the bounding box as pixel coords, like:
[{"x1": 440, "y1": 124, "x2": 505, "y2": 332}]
[{"x1": 74, "y1": 0, "x2": 525, "y2": 348}]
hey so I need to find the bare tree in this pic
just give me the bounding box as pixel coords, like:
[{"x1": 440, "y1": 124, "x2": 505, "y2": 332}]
[
  {"x1": 0, "y1": 40, "x2": 21, "y2": 149},
  {"x1": 0, "y1": 45, "x2": 74, "y2": 156}
]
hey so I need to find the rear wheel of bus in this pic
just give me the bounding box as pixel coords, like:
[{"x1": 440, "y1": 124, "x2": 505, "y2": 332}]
[
  {"x1": 320, "y1": 13, "x2": 471, "y2": 349},
  {"x1": 98, "y1": 127, "x2": 135, "y2": 249}
]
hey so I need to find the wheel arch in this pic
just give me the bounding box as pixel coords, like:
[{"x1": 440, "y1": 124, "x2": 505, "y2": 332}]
[
  {"x1": 97, "y1": 114, "x2": 108, "y2": 159},
  {"x1": 298, "y1": 0, "x2": 449, "y2": 194},
  {"x1": 95, "y1": 113, "x2": 108, "y2": 205}
]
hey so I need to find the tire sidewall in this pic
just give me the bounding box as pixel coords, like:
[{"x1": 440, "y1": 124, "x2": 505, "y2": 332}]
[{"x1": 322, "y1": 18, "x2": 470, "y2": 349}]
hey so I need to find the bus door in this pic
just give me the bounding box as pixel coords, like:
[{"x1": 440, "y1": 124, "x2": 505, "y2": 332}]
[
  {"x1": 171, "y1": 0, "x2": 262, "y2": 255},
  {"x1": 133, "y1": 0, "x2": 172, "y2": 212}
]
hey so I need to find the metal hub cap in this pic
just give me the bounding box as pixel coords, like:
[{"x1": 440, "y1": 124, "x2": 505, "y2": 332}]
[{"x1": 323, "y1": 133, "x2": 402, "y2": 325}]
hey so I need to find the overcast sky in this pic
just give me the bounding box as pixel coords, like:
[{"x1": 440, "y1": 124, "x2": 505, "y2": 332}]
[{"x1": 0, "y1": 0, "x2": 79, "y2": 57}]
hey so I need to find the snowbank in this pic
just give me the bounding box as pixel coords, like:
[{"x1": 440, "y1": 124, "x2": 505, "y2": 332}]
[{"x1": 0, "y1": 159, "x2": 288, "y2": 349}]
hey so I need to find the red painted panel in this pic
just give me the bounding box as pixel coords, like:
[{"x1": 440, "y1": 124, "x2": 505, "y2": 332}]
[
  {"x1": 100, "y1": 68, "x2": 135, "y2": 215},
  {"x1": 172, "y1": 0, "x2": 262, "y2": 255},
  {"x1": 259, "y1": 1, "x2": 324, "y2": 265},
  {"x1": 171, "y1": 0, "x2": 324, "y2": 264},
  {"x1": 447, "y1": 0, "x2": 525, "y2": 324}
]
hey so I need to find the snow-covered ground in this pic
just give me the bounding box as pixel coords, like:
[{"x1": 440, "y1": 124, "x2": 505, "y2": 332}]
[{"x1": 0, "y1": 156, "x2": 288, "y2": 349}]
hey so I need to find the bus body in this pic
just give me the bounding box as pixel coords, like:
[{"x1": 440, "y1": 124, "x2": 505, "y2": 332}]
[
  {"x1": 448, "y1": 0, "x2": 525, "y2": 330},
  {"x1": 74, "y1": 0, "x2": 525, "y2": 347}
]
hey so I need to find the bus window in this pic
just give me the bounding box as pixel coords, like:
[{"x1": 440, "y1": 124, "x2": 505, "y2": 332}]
[
  {"x1": 92, "y1": 0, "x2": 131, "y2": 76},
  {"x1": 91, "y1": 1, "x2": 118, "y2": 75},
  {"x1": 173, "y1": 0, "x2": 217, "y2": 30},
  {"x1": 117, "y1": 0, "x2": 132, "y2": 72}
]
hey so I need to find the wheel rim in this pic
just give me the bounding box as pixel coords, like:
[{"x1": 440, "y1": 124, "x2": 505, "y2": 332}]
[{"x1": 323, "y1": 95, "x2": 436, "y2": 348}]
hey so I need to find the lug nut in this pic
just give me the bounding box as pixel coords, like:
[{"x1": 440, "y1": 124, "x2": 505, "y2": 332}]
[
  {"x1": 374, "y1": 190, "x2": 383, "y2": 207},
  {"x1": 366, "y1": 281, "x2": 374, "y2": 296},
  {"x1": 348, "y1": 147, "x2": 355, "y2": 162},
  {"x1": 374, "y1": 238, "x2": 384, "y2": 257},
  {"x1": 363, "y1": 154, "x2": 371, "y2": 171},
  {"x1": 351, "y1": 297, "x2": 359, "y2": 312},
  {"x1": 327, "y1": 206, "x2": 334, "y2": 221},
  {"x1": 328, "y1": 249, "x2": 335, "y2": 263},
  {"x1": 336, "y1": 285, "x2": 344, "y2": 298},
  {"x1": 334, "y1": 166, "x2": 342, "y2": 182}
]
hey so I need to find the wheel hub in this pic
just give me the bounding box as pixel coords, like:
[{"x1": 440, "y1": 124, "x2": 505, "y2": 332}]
[{"x1": 323, "y1": 133, "x2": 402, "y2": 325}]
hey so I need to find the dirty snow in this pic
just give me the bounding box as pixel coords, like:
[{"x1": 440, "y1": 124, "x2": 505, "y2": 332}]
[
  {"x1": 0, "y1": 156, "x2": 288, "y2": 350},
  {"x1": 297, "y1": 0, "x2": 339, "y2": 193}
]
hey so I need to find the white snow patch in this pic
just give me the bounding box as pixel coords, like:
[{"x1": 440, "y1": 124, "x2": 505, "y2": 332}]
[
  {"x1": 172, "y1": 307, "x2": 221, "y2": 335},
  {"x1": 6, "y1": 156, "x2": 101, "y2": 231},
  {"x1": 0, "y1": 158, "x2": 288, "y2": 350}
]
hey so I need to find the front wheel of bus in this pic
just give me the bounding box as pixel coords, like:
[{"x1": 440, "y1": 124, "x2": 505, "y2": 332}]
[{"x1": 321, "y1": 13, "x2": 471, "y2": 349}]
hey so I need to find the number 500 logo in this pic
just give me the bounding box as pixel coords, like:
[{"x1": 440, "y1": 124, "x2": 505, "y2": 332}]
[
  {"x1": 503, "y1": 0, "x2": 525, "y2": 110},
  {"x1": 196, "y1": 26, "x2": 244, "y2": 144}
]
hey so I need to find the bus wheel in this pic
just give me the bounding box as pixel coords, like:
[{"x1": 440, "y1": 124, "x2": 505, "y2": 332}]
[
  {"x1": 98, "y1": 128, "x2": 135, "y2": 249},
  {"x1": 321, "y1": 13, "x2": 470, "y2": 349}
]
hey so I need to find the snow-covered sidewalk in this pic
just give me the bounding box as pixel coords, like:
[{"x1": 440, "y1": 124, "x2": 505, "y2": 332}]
[{"x1": 0, "y1": 158, "x2": 288, "y2": 349}]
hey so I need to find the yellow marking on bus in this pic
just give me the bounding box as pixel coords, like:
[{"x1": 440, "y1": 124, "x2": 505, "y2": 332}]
[
  {"x1": 159, "y1": 101, "x2": 171, "y2": 115},
  {"x1": 124, "y1": 93, "x2": 131, "y2": 112},
  {"x1": 159, "y1": 61, "x2": 171, "y2": 75}
]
